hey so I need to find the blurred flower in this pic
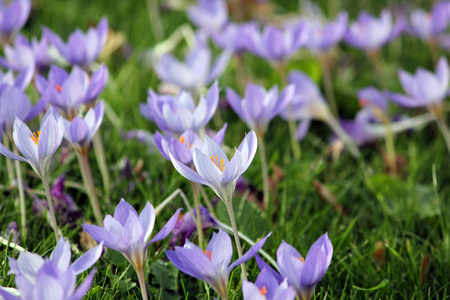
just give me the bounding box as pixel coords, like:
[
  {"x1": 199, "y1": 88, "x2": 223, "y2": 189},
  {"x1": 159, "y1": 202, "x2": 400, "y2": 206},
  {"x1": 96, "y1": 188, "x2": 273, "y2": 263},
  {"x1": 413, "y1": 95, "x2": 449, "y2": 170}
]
[
  {"x1": 0, "y1": 107, "x2": 64, "y2": 179},
  {"x1": 344, "y1": 10, "x2": 405, "y2": 51},
  {"x1": 62, "y1": 100, "x2": 104, "y2": 154},
  {"x1": 0, "y1": 66, "x2": 33, "y2": 91},
  {"x1": 170, "y1": 205, "x2": 218, "y2": 247},
  {"x1": 82, "y1": 198, "x2": 181, "y2": 272},
  {"x1": 304, "y1": 12, "x2": 348, "y2": 53},
  {"x1": 0, "y1": 237, "x2": 103, "y2": 300},
  {"x1": 0, "y1": 34, "x2": 51, "y2": 72},
  {"x1": 140, "y1": 82, "x2": 219, "y2": 135},
  {"x1": 169, "y1": 131, "x2": 257, "y2": 202},
  {"x1": 166, "y1": 229, "x2": 270, "y2": 299},
  {"x1": 245, "y1": 22, "x2": 307, "y2": 62},
  {"x1": 45, "y1": 17, "x2": 109, "y2": 68},
  {"x1": 386, "y1": 57, "x2": 449, "y2": 108},
  {"x1": 211, "y1": 22, "x2": 258, "y2": 54},
  {"x1": 154, "y1": 42, "x2": 230, "y2": 91},
  {"x1": 154, "y1": 124, "x2": 227, "y2": 167},
  {"x1": 187, "y1": 0, "x2": 228, "y2": 34},
  {"x1": 0, "y1": 0, "x2": 31, "y2": 42},
  {"x1": 35, "y1": 64, "x2": 108, "y2": 119},
  {"x1": 242, "y1": 268, "x2": 295, "y2": 300},
  {"x1": 226, "y1": 83, "x2": 294, "y2": 135},
  {"x1": 407, "y1": 2, "x2": 450, "y2": 41},
  {"x1": 2, "y1": 221, "x2": 19, "y2": 244}
]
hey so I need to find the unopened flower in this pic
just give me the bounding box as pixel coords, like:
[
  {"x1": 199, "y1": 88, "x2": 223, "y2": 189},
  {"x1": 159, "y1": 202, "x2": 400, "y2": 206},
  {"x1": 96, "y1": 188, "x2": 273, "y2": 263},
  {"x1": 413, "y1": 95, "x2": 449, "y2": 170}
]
[
  {"x1": 304, "y1": 12, "x2": 348, "y2": 53},
  {"x1": 407, "y1": 2, "x2": 450, "y2": 41}
]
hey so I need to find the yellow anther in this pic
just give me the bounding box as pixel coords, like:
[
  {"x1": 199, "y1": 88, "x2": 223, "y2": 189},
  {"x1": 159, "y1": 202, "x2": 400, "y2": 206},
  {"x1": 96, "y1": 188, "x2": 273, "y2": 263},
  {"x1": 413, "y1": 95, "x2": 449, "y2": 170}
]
[
  {"x1": 259, "y1": 286, "x2": 268, "y2": 296},
  {"x1": 30, "y1": 130, "x2": 41, "y2": 145},
  {"x1": 210, "y1": 155, "x2": 225, "y2": 172},
  {"x1": 204, "y1": 250, "x2": 212, "y2": 261}
]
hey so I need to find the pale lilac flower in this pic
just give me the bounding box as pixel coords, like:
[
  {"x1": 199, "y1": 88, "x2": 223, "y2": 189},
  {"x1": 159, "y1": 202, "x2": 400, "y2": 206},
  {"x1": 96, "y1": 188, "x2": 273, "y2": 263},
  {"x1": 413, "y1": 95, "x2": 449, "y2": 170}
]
[
  {"x1": 154, "y1": 43, "x2": 230, "y2": 90},
  {"x1": 0, "y1": 237, "x2": 103, "y2": 300},
  {"x1": 245, "y1": 22, "x2": 307, "y2": 62},
  {"x1": 304, "y1": 12, "x2": 348, "y2": 53},
  {"x1": 140, "y1": 82, "x2": 219, "y2": 135},
  {"x1": 408, "y1": 2, "x2": 450, "y2": 40},
  {"x1": 0, "y1": 0, "x2": 31, "y2": 42},
  {"x1": 242, "y1": 269, "x2": 295, "y2": 300},
  {"x1": 82, "y1": 198, "x2": 181, "y2": 272},
  {"x1": 45, "y1": 17, "x2": 108, "y2": 68},
  {"x1": 226, "y1": 83, "x2": 294, "y2": 134},
  {"x1": 62, "y1": 100, "x2": 104, "y2": 154},
  {"x1": 344, "y1": 10, "x2": 405, "y2": 51},
  {"x1": 169, "y1": 130, "x2": 257, "y2": 202},
  {"x1": 212, "y1": 22, "x2": 258, "y2": 53},
  {"x1": 187, "y1": 0, "x2": 228, "y2": 33},
  {"x1": 0, "y1": 107, "x2": 64, "y2": 179},
  {"x1": 154, "y1": 123, "x2": 227, "y2": 167},
  {"x1": 166, "y1": 229, "x2": 270, "y2": 299},
  {"x1": 0, "y1": 66, "x2": 33, "y2": 91},
  {"x1": 386, "y1": 57, "x2": 449, "y2": 108}
]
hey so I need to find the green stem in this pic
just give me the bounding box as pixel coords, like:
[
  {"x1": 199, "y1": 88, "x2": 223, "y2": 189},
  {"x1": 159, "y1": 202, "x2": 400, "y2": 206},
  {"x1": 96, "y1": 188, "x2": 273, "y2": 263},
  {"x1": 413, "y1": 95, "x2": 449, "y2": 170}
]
[
  {"x1": 92, "y1": 133, "x2": 111, "y2": 204},
  {"x1": 224, "y1": 199, "x2": 247, "y2": 280},
  {"x1": 76, "y1": 151, "x2": 103, "y2": 226},
  {"x1": 436, "y1": 116, "x2": 450, "y2": 156},
  {"x1": 191, "y1": 182, "x2": 204, "y2": 249},
  {"x1": 256, "y1": 132, "x2": 270, "y2": 209},
  {"x1": 13, "y1": 145, "x2": 27, "y2": 241},
  {"x1": 145, "y1": 0, "x2": 165, "y2": 42},
  {"x1": 367, "y1": 50, "x2": 385, "y2": 89},
  {"x1": 319, "y1": 54, "x2": 338, "y2": 116},
  {"x1": 326, "y1": 114, "x2": 361, "y2": 158},
  {"x1": 42, "y1": 177, "x2": 60, "y2": 241},
  {"x1": 376, "y1": 109, "x2": 397, "y2": 175},
  {"x1": 136, "y1": 268, "x2": 149, "y2": 300}
]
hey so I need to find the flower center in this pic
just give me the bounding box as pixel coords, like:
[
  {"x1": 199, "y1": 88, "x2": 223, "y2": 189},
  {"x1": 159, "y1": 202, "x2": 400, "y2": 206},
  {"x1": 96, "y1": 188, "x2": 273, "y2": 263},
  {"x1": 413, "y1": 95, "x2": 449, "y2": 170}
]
[
  {"x1": 210, "y1": 155, "x2": 225, "y2": 172},
  {"x1": 298, "y1": 257, "x2": 304, "y2": 263},
  {"x1": 55, "y1": 85, "x2": 63, "y2": 92},
  {"x1": 30, "y1": 130, "x2": 41, "y2": 145},
  {"x1": 259, "y1": 286, "x2": 268, "y2": 297},
  {"x1": 359, "y1": 98, "x2": 368, "y2": 107},
  {"x1": 204, "y1": 250, "x2": 212, "y2": 261},
  {"x1": 179, "y1": 136, "x2": 191, "y2": 149}
]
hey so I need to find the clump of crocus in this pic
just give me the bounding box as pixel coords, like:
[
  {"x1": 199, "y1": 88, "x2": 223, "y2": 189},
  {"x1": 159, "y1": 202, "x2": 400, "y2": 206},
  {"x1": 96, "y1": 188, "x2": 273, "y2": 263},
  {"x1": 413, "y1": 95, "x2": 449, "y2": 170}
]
[
  {"x1": 140, "y1": 81, "x2": 219, "y2": 136},
  {"x1": 0, "y1": 0, "x2": 31, "y2": 43},
  {"x1": 166, "y1": 229, "x2": 270, "y2": 299},
  {"x1": 45, "y1": 17, "x2": 108, "y2": 69},
  {"x1": 242, "y1": 268, "x2": 295, "y2": 300},
  {"x1": 0, "y1": 237, "x2": 103, "y2": 300},
  {"x1": 83, "y1": 198, "x2": 181, "y2": 300}
]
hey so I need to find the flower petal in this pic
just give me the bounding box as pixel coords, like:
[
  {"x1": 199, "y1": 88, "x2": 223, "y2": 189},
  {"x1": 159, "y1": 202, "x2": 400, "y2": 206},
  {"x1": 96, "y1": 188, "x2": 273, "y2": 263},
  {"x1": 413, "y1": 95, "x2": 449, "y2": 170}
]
[
  {"x1": 148, "y1": 208, "x2": 182, "y2": 245},
  {"x1": 71, "y1": 242, "x2": 103, "y2": 275}
]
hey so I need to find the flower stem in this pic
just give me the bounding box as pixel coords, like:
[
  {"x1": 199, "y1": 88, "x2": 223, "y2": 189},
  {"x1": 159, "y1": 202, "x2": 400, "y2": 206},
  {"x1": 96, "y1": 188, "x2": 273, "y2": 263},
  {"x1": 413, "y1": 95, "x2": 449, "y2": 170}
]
[
  {"x1": 436, "y1": 116, "x2": 450, "y2": 156},
  {"x1": 374, "y1": 109, "x2": 397, "y2": 175},
  {"x1": 326, "y1": 114, "x2": 361, "y2": 158},
  {"x1": 92, "y1": 133, "x2": 111, "y2": 204},
  {"x1": 224, "y1": 199, "x2": 247, "y2": 280},
  {"x1": 136, "y1": 268, "x2": 149, "y2": 300},
  {"x1": 256, "y1": 132, "x2": 270, "y2": 209},
  {"x1": 191, "y1": 182, "x2": 204, "y2": 249},
  {"x1": 13, "y1": 145, "x2": 27, "y2": 241},
  {"x1": 319, "y1": 54, "x2": 338, "y2": 116},
  {"x1": 145, "y1": 0, "x2": 165, "y2": 42},
  {"x1": 3, "y1": 135, "x2": 15, "y2": 188},
  {"x1": 42, "y1": 177, "x2": 60, "y2": 241},
  {"x1": 76, "y1": 151, "x2": 103, "y2": 226},
  {"x1": 367, "y1": 50, "x2": 385, "y2": 89}
]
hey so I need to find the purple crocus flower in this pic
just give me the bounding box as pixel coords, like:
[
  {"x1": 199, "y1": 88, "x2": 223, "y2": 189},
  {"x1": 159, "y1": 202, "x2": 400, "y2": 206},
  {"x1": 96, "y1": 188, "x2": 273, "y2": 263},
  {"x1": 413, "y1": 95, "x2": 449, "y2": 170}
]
[
  {"x1": 407, "y1": 2, "x2": 450, "y2": 41},
  {"x1": 0, "y1": 237, "x2": 103, "y2": 300},
  {"x1": 211, "y1": 22, "x2": 258, "y2": 53},
  {"x1": 0, "y1": 107, "x2": 64, "y2": 179},
  {"x1": 226, "y1": 83, "x2": 294, "y2": 135},
  {"x1": 242, "y1": 268, "x2": 295, "y2": 300},
  {"x1": 0, "y1": 34, "x2": 52, "y2": 72},
  {"x1": 62, "y1": 100, "x2": 104, "y2": 154},
  {"x1": 45, "y1": 17, "x2": 108, "y2": 68},
  {"x1": 245, "y1": 22, "x2": 307, "y2": 62},
  {"x1": 154, "y1": 42, "x2": 231, "y2": 91},
  {"x1": 166, "y1": 229, "x2": 270, "y2": 299},
  {"x1": 344, "y1": 10, "x2": 405, "y2": 51},
  {"x1": 35, "y1": 64, "x2": 108, "y2": 119},
  {"x1": 169, "y1": 130, "x2": 257, "y2": 202},
  {"x1": 82, "y1": 198, "x2": 181, "y2": 273},
  {"x1": 154, "y1": 123, "x2": 227, "y2": 167},
  {"x1": 0, "y1": 0, "x2": 31, "y2": 42},
  {"x1": 187, "y1": 0, "x2": 228, "y2": 34},
  {"x1": 304, "y1": 12, "x2": 348, "y2": 53},
  {"x1": 0, "y1": 65, "x2": 33, "y2": 91},
  {"x1": 140, "y1": 81, "x2": 219, "y2": 135}
]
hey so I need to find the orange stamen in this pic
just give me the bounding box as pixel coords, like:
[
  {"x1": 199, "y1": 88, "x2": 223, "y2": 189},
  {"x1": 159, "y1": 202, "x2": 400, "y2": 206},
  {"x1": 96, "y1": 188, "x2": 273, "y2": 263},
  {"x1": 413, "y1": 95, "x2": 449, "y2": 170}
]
[
  {"x1": 359, "y1": 99, "x2": 369, "y2": 107},
  {"x1": 259, "y1": 286, "x2": 268, "y2": 296},
  {"x1": 30, "y1": 130, "x2": 41, "y2": 145},
  {"x1": 298, "y1": 257, "x2": 304, "y2": 262},
  {"x1": 210, "y1": 155, "x2": 225, "y2": 172},
  {"x1": 204, "y1": 250, "x2": 212, "y2": 261},
  {"x1": 55, "y1": 85, "x2": 63, "y2": 92},
  {"x1": 179, "y1": 136, "x2": 191, "y2": 149}
]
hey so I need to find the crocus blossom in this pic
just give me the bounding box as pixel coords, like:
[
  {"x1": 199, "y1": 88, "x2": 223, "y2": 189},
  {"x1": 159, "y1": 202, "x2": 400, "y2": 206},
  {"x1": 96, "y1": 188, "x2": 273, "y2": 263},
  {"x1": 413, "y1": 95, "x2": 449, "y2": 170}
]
[
  {"x1": 0, "y1": 0, "x2": 31, "y2": 42},
  {"x1": 62, "y1": 100, "x2": 104, "y2": 154},
  {"x1": 304, "y1": 12, "x2": 348, "y2": 53},
  {"x1": 140, "y1": 81, "x2": 219, "y2": 135},
  {"x1": 35, "y1": 64, "x2": 108, "y2": 119},
  {"x1": 166, "y1": 229, "x2": 271, "y2": 299},
  {"x1": 169, "y1": 130, "x2": 257, "y2": 202},
  {"x1": 226, "y1": 83, "x2": 294, "y2": 135},
  {"x1": 45, "y1": 17, "x2": 108, "y2": 68},
  {"x1": 187, "y1": 0, "x2": 228, "y2": 34},
  {"x1": 344, "y1": 10, "x2": 404, "y2": 51},
  {"x1": 242, "y1": 268, "x2": 295, "y2": 300},
  {"x1": 407, "y1": 2, "x2": 450, "y2": 41},
  {"x1": 154, "y1": 123, "x2": 227, "y2": 167},
  {"x1": 211, "y1": 22, "x2": 258, "y2": 53},
  {"x1": 0, "y1": 237, "x2": 103, "y2": 300},
  {"x1": 0, "y1": 107, "x2": 64, "y2": 179},
  {"x1": 82, "y1": 198, "x2": 181, "y2": 272},
  {"x1": 0, "y1": 66, "x2": 33, "y2": 91},
  {"x1": 386, "y1": 57, "x2": 449, "y2": 108}
]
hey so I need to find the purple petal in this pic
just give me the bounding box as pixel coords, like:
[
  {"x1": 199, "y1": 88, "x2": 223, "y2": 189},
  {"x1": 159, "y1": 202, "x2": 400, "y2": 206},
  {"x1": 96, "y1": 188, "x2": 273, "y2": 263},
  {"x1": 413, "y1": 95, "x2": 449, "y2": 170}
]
[
  {"x1": 71, "y1": 242, "x2": 103, "y2": 275},
  {"x1": 228, "y1": 232, "x2": 271, "y2": 270},
  {"x1": 169, "y1": 152, "x2": 209, "y2": 186},
  {"x1": 114, "y1": 198, "x2": 139, "y2": 226},
  {"x1": 148, "y1": 208, "x2": 182, "y2": 245}
]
